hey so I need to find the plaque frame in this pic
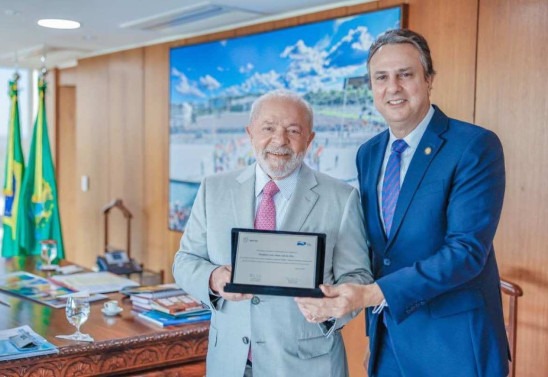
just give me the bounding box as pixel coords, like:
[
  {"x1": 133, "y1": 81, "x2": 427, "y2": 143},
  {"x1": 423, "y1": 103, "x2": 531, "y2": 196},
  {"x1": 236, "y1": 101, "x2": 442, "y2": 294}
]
[{"x1": 224, "y1": 228, "x2": 326, "y2": 297}]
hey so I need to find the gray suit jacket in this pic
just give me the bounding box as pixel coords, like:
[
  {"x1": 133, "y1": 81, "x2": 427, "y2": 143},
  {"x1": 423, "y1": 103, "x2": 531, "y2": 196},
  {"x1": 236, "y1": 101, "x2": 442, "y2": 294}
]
[{"x1": 173, "y1": 164, "x2": 372, "y2": 377}]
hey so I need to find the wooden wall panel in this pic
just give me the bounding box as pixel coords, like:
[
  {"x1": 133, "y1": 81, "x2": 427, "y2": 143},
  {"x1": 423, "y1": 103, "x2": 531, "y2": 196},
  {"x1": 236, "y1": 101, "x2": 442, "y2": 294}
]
[
  {"x1": 56, "y1": 85, "x2": 76, "y2": 260},
  {"x1": 475, "y1": 1, "x2": 548, "y2": 376},
  {"x1": 75, "y1": 56, "x2": 110, "y2": 268},
  {"x1": 58, "y1": 66, "x2": 77, "y2": 86},
  {"x1": 407, "y1": 0, "x2": 479, "y2": 123},
  {"x1": 143, "y1": 43, "x2": 172, "y2": 277},
  {"x1": 106, "y1": 48, "x2": 145, "y2": 261}
]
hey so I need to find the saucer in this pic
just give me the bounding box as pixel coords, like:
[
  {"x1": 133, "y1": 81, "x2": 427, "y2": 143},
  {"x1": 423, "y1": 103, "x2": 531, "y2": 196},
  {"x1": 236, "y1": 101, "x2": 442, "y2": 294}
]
[{"x1": 101, "y1": 307, "x2": 123, "y2": 316}]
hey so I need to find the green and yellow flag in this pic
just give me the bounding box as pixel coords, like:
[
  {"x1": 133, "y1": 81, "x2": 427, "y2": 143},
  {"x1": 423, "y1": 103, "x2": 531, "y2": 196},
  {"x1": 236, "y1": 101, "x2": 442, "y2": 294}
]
[
  {"x1": 2, "y1": 76, "x2": 26, "y2": 257},
  {"x1": 16, "y1": 76, "x2": 64, "y2": 259}
]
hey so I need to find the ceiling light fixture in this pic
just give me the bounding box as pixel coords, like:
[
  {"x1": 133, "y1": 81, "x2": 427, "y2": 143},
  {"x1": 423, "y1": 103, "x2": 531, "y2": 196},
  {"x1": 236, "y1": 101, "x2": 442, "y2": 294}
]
[
  {"x1": 120, "y1": 3, "x2": 256, "y2": 31},
  {"x1": 37, "y1": 19, "x2": 81, "y2": 30}
]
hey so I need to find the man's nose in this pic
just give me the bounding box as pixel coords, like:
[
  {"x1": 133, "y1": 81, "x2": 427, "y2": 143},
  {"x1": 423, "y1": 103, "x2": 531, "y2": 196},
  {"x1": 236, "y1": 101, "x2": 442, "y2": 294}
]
[
  {"x1": 386, "y1": 75, "x2": 401, "y2": 93},
  {"x1": 271, "y1": 127, "x2": 288, "y2": 145}
]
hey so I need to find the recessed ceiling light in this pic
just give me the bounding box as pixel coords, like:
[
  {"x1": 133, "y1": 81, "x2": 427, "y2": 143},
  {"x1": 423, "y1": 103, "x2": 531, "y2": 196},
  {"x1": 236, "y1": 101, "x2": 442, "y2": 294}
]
[{"x1": 37, "y1": 19, "x2": 81, "y2": 30}]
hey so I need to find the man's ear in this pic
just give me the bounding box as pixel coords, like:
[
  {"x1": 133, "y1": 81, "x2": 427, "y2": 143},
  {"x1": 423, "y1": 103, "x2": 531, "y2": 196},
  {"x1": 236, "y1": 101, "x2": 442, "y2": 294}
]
[
  {"x1": 426, "y1": 75, "x2": 434, "y2": 94},
  {"x1": 245, "y1": 125, "x2": 253, "y2": 138},
  {"x1": 307, "y1": 131, "x2": 316, "y2": 148}
]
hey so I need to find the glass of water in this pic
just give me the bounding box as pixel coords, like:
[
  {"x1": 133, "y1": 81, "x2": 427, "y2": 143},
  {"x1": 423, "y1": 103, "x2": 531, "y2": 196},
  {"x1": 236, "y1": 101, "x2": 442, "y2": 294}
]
[
  {"x1": 57, "y1": 296, "x2": 94, "y2": 342},
  {"x1": 40, "y1": 240, "x2": 58, "y2": 270}
]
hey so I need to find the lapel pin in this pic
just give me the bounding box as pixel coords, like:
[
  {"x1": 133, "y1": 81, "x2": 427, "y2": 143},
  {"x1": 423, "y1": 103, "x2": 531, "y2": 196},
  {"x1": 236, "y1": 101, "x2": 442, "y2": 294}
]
[{"x1": 424, "y1": 147, "x2": 432, "y2": 155}]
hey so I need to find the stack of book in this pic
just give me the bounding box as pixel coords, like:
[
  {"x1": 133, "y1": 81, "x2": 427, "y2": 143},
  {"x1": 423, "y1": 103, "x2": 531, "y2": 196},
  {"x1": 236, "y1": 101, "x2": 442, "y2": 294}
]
[
  {"x1": 125, "y1": 284, "x2": 211, "y2": 327},
  {"x1": 125, "y1": 283, "x2": 182, "y2": 312}
]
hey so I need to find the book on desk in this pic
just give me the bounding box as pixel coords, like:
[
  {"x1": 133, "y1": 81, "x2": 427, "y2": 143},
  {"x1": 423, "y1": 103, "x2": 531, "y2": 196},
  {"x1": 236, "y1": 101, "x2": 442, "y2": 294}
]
[
  {"x1": 121, "y1": 283, "x2": 182, "y2": 298},
  {"x1": 126, "y1": 284, "x2": 187, "y2": 312},
  {"x1": 150, "y1": 294, "x2": 203, "y2": 315},
  {"x1": 138, "y1": 309, "x2": 211, "y2": 327}
]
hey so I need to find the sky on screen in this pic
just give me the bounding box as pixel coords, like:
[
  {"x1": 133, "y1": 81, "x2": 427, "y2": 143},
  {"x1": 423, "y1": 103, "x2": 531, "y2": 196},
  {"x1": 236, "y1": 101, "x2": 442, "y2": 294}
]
[{"x1": 170, "y1": 8, "x2": 401, "y2": 103}]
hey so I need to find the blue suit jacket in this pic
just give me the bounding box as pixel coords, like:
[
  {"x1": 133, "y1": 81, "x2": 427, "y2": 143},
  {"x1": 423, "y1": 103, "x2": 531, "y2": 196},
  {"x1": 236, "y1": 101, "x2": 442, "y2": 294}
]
[{"x1": 356, "y1": 106, "x2": 509, "y2": 377}]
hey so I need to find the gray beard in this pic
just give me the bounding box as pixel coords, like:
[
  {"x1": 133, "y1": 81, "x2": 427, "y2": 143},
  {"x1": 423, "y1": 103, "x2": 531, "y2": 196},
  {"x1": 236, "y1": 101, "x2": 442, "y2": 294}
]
[{"x1": 254, "y1": 146, "x2": 304, "y2": 179}]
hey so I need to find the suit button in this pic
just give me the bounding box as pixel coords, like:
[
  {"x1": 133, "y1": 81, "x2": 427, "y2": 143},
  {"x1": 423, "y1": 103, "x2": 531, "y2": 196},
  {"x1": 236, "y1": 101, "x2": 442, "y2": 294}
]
[
  {"x1": 251, "y1": 296, "x2": 260, "y2": 305},
  {"x1": 242, "y1": 336, "x2": 250, "y2": 344},
  {"x1": 383, "y1": 258, "x2": 391, "y2": 266},
  {"x1": 366, "y1": 240, "x2": 371, "y2": 248}
]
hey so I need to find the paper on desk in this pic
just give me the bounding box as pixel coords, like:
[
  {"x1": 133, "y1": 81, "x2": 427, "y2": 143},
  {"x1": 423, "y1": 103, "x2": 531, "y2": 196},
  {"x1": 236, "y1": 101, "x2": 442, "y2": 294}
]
[
  {"x1": 55, "y1": 333, "x2": 94, "y2": 343},
  {"x1": 0, "y1": 325, "x2": 58, "y2": 361},
  {"x1": 50, "y1": 271, "x2": 139, "y2": 294}
]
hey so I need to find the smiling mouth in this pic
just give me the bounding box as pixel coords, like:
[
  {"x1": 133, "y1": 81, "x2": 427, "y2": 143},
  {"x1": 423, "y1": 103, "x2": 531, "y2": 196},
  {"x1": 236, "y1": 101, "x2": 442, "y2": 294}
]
[
  {"x1": 267, "y1": 151, "x2": 289, "y2": 158},
  {"x1": 387, "y1": 99, "x2": 406, "y2": 105}
]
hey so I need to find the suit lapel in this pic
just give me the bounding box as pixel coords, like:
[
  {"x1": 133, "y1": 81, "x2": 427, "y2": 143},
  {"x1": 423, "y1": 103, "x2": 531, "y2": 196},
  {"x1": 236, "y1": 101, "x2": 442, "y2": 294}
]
[
  {"x1": 387, "y1": 107, "x2": 448, "y2": 248},
  {"x1": 368, "y1": 132, "x2": 389, "y2": 247},
  {"x1": 232, "y1": 165, "x2": 256, "y2": 228},
  {"x1": 281, "y1": 165, "x2": 319, "y2": 231}
]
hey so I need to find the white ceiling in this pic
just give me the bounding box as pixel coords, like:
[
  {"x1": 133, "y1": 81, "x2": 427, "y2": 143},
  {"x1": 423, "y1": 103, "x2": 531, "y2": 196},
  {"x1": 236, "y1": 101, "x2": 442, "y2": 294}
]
[{"x1": 0, "y1": 0, "x2": 372, "y2": 69}]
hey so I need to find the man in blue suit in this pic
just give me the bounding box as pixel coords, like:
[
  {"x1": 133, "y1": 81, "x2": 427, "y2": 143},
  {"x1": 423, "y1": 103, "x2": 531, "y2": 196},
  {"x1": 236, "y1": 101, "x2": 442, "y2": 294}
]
[{"x1": 296, "y1": 29, "x2": 509, "y2": 376}]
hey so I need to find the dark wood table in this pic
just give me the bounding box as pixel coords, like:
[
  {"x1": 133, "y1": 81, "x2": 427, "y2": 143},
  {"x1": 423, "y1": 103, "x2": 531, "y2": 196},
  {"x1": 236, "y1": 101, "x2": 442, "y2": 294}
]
[{"x1": 0, "y1": 256, "x2": 208, "y2": 376}]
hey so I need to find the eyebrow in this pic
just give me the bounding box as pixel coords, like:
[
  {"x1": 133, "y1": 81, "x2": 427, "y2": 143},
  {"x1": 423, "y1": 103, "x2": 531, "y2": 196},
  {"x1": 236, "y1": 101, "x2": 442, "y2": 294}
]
[{"x1": 373, "y1": 66, "x2": 414, "y2": 75}]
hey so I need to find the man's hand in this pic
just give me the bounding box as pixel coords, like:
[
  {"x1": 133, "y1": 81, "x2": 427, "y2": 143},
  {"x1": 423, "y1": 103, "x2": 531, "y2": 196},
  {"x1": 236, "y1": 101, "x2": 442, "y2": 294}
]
[
  {"x1": 295, "y1": 283, "x2": 384, "y2": 322},
  {"x1": 209, "y1": 265, "x2": 252, "y2": 301}
]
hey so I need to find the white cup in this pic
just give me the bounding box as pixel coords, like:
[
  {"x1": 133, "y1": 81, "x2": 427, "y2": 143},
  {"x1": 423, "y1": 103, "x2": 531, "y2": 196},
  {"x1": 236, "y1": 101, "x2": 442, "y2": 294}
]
[{"x1": 104, "y1": 300, "x2": 120, "y2": 312}]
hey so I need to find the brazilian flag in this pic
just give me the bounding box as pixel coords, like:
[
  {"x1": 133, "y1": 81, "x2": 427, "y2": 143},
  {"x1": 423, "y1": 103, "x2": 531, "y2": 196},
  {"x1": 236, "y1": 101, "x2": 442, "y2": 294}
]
[
  {"x1": 16, "y1": 76, "x2": 64, "y2": 259},
  {"x1": 2, "y1": 77, "x2": 25, "y2": 257}
]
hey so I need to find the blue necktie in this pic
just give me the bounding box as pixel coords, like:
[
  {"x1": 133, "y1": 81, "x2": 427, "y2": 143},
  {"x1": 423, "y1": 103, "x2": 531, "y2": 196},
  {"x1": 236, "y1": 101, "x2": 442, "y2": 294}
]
[{"x1": 382, "y1": 139, "x2": 408, "y2": 237}]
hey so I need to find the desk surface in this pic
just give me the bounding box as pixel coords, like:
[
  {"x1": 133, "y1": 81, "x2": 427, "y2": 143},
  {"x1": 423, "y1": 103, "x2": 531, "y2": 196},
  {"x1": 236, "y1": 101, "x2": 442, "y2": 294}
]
[{"x1": 0, "y1": 256, "x2": 209, "y2": 377}]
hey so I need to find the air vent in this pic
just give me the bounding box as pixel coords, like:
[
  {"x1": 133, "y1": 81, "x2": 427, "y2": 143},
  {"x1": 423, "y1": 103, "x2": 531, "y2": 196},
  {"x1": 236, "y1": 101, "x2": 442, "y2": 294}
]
[{"x1": 120, "y1": 3, "x2": 245, "y2": 31}]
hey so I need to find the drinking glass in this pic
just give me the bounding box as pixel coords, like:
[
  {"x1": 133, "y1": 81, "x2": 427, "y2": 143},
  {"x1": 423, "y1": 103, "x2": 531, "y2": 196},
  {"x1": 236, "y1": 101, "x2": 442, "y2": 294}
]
[
  {"x1": 40, "y1": 240, "x2": 58, "y2": 270},
  {"x1": 56, "y1": 296, "x2": 94, "y2": 342}
]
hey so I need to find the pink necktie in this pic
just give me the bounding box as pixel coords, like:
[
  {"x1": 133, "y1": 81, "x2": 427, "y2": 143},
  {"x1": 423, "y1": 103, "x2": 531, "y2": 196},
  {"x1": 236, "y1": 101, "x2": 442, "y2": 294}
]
[
  {"x1": 255, "y1": 180, "x2": 279, "y2": 230},
  {"x1": 249, "y1": 180, "x2": 279, "y2": 365}
]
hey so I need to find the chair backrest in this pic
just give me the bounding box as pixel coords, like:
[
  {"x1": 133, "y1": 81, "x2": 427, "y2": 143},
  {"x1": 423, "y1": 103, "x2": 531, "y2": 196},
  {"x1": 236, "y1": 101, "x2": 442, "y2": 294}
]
[{"x1": 500, "y1": 278, "x2": 523, "y2": 377}]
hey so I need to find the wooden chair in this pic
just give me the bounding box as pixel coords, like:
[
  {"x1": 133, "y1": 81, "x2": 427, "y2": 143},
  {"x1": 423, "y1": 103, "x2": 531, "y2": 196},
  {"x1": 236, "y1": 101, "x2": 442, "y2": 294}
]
[{"x1": 500, "y1": 278, "x2": 523, "y2": 377}]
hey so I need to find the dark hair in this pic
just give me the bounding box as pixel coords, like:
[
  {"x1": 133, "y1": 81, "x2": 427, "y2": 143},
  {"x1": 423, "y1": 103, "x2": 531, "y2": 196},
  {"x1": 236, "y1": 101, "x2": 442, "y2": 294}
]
[{"x1": 367, "y1": 29, "x2": 436, "y2": 79}]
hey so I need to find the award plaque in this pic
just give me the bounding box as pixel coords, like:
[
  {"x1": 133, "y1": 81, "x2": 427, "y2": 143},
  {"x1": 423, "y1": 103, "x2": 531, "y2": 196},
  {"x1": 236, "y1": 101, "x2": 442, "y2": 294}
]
[{"x1": 224, "y1": 228, "x2": 326, "y2": 297}]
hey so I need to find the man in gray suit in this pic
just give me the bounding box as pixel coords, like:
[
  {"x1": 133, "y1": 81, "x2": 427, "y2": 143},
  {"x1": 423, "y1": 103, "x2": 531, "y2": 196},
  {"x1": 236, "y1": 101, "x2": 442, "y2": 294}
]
[{"x1": 173, "y1": 89, "x2": 372, "y2": 377}]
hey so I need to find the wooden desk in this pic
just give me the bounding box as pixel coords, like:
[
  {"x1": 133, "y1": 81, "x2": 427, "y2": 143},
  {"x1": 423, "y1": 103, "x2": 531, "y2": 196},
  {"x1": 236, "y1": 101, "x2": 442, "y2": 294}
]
[{"x1": 0, "y1": 256, "x2": 208, "y2": 376}]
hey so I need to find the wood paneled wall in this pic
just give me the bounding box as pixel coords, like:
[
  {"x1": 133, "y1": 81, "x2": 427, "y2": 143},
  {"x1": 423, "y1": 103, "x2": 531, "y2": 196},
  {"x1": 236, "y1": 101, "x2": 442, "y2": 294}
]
[
  {"x1": 475, "y1": 1, "x2": 548, "y2": 376},
  {"x1": 55, "y1": 0, "x2": 548, "y2": 376}
]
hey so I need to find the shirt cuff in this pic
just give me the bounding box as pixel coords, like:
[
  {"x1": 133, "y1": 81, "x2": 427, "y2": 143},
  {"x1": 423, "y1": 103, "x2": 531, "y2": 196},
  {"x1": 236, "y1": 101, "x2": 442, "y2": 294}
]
[{"x1": 372, "y1": 299, "x2": 387, "y2": 314}]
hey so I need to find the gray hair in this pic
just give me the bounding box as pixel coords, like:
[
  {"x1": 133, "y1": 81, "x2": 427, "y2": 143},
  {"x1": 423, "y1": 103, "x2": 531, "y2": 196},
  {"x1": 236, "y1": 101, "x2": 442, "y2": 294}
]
[
  {"x1": 249, "y1": 89, "x2": 314, "y2": 130},
  {"x1": 367, "y1": 29, "x2": 436, "y2": 81}
]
